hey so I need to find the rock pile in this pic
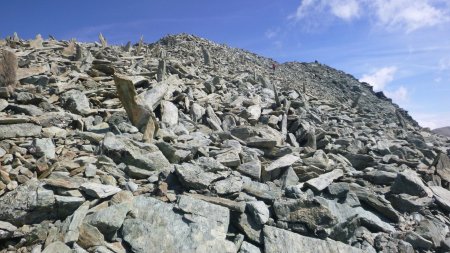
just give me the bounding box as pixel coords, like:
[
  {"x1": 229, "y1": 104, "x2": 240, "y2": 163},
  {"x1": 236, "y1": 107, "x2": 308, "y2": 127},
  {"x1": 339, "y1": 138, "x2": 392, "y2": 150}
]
[{"x1": 0, "y1": 33, "x2": 450, "y2": 253}]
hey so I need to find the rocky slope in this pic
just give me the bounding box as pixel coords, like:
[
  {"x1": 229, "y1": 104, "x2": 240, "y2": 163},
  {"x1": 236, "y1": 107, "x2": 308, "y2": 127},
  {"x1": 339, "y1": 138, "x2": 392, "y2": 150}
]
[
  {"x1": 433, "y1": 127, "x2": 450, "y2": 138},
  {"x1": 0, "y1": 33, "x2": 449, "y2": 253}
]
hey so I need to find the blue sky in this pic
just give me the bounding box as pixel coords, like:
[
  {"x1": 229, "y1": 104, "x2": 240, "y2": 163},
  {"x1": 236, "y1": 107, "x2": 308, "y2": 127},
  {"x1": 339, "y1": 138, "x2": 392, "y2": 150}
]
[{"x1": 2, "y1": 0, "x2": 450, "y2": 128}]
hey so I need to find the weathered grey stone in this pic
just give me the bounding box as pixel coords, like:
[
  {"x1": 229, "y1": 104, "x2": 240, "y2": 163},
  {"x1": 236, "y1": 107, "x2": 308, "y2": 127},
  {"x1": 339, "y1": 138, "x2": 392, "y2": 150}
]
[
  {"x1": 60, "y1": 89, "x2": 90, "y2": 115},
  {"x1": 216, "y1": 150, "x2": 241, "y2": 167},
  {"x1": 213, "y1": 176, "x2": 243, "y2": 195},
  {"x1": 236, "y1": 211, "x2": 263, "y2": 244},
  {"x1": 404, "y1": 231, "x2": 433, "y2": 250},
  {"x1": 0, "y1": 178, "x2": 55, "y2": 226},
  {"x1": 239, "y1": 241, "x2": 261, "y2": 253},
  {"x1": 246, "y1": 137, "x2": 277, "y2": 149},
  {"x1": 0, "y1": 123, "x2": 41, "y2": 139},
  {"x1": 415, "y1": 217, "x2": 449, "y2": 248},
  {"x1": 316, "y1": 197, "x2": 395, "y2": 233},
  {"x1": 274, "y1": 198, "x2": 337, "y2": 232},
  {"x1": 7, "y1": 103, "x2": 44, "y2": 116},
  {"x1": 78, "y1": 222, "x2": 105, "y2": 249},
  {"x1": 237, "y1": 160, "x2": 261, "y2": 180},
  {"x1": 305, "y1": 169, "x2": 343, "y2": 192},
  {"x1": 32, "y1": 138, "x2": 55, "y2": 159},
  {"x1": 175, "y1": 163, "x2": 225, "y2": 190},
  {"x1": 429, "y1": 186, "x2": 450, "y2": 212},
  {"x1": 391, "y1": 170, "x2": 433, "y2": 197},
  {"x1": 102, "y1": 133, "x2": 171, "y2": 172},
  {"x1": 388, "y1": 193, "x2": 432, "y2": 213},
  {"x1": 280, "y1": 166, "x2": 300, "y2": 188},
  {"x1": 80, "y1": 182, "x2": 121, "y2": 199},
  {"x1": 161, "y1": 100, "x2": 178, "y2": 126},
  {"x1": 42, "y1": 241, "x2": 72, "y2": 253},
  {"x1": 63, "y1": 202, "x2": 90, "y2": 243},
  {"x1": 266, "y1": 154, "x2": 299, "y2": 172},
  {"x1": 303, "y1": 150, "x2": 330, "y2": 170},
  {"x1": 0, "y1": 99, "x2": 8, "y2": 111},
  {"x1": 0, "y1": 221, "x2": 17, "y2": 240},
  {"x1": 263, "y1": 226, "x2": 365, "y2": 253},
  {"x1": 242, "y1": 180, "x2": 282, "y2": 201},
  {"x1": 114, "y1": 74, "x2": 160, "y2": 141},
  {"x1": 122, "y1": 195, "x2": 235, "y2": 253},
  {"x1": 344, "y1": 153, "x2": 376, "y2": 170},
  {"x1": 87, "y1": 202, "x2": 131, "y2": 238},
  {"x1": 247, "y1": 201, "x2": 269, "y2": 225},
  {"x1": 362, "y1": 170, "x2": 397, "y2": 185},
  {"x1": 432, "y1": 153, "x2": 450, "y2": 182}
]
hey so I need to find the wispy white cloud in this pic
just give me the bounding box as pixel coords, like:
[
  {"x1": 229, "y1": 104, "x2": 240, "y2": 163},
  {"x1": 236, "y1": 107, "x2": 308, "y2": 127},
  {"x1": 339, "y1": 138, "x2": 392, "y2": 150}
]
[
  {"x1": 360, "y1": 66, "x2": 397, "y2": 91},
  {"x1": 289, "y1": 0, "x2": 450, "y2": 32},
  {"x1": 439, "y1": 56, "x2": 450, "y2": 70},
  {"x1": 385, "y1": 86, "x2": 409, "y2": 102},
  {"x1": 289, "y1": 0, "x2": 361, "y2": 22},
  {"x1": 370, "y1": 0, "x2": 449, "y2": 32},
  {"x1": 330, "y1": 0, "x2": 361, "y2": 21},
  {"x1": 265, "y1": 28, "x2": 279, "y2": 39}
]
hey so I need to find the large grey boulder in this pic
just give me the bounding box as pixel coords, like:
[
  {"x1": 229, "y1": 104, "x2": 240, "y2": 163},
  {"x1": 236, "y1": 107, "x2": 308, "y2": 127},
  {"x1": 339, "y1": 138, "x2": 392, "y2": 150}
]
[
  {"x1": 391, "y1": 170, "x2": 432, "y2": 197},
  {"x1": 122, "y1": 195, "x2": 235, "y2": 253},
  {"x1": 102, "y1": 132, "x2": 171, "y2": 171},
  {"x1": 60, "y1": 89, "x2": 91, "y2": 115},
  {"x1": 305, "y1": 169, "x2": 343, "y2": 192},
  {"x1": 0, "y1": 123, "x2": 41, "y2": 139},
  {"x1": 175, "y1": 162, "x2": 228, "y2": 190},
  {"x1": 87, "y1": 202, "x2": 131, "y2": 239},
  {"x1": 263, "y1": 226, "x2": 365, "y2": 253},
  {"x1": 0, "y1": 178, "x2": 55, "y2": 226},
  {"x1": 80, "y1": 182, "x2": 121, "y2": 199},
  {"x1": 32, "y1": 138, "x2": 56, "y2": 159},
  {"x1": 42, "y1": 241, "x2": 72, "y2": 253}
]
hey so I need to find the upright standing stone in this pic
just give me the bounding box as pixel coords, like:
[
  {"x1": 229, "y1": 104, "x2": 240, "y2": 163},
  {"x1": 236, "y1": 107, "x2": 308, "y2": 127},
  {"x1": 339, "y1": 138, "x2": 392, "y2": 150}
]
[
  {"x1": 157, "y1": 59, "x2": 166, "y2": 82},
  {"x1": 0, "y1": 49, "x2": 17, "y2": 97},
  {"x1": 202, "y1": 46, "x2": 211, "y2": 65},
  {"x1": 114, "y1": 74, "x2": 159, "y2": 142},
  {"x1": 99, "y1": 33, "x2": 107, "y2": 47}
]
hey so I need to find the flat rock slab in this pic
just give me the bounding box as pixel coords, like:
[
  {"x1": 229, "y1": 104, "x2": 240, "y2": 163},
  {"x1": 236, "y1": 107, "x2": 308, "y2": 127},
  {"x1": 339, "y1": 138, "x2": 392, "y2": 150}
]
[
  {"x1": 0, "y1": 123, "x2": 41, "y2": 139},
  {"x1": 42, "y1": 241, "x2": 72, "y2": 253},
  {"x1": 305, "y1": 169, "x2": 343, "y2": 192},
  {"x1": 122, "y1": 195, "x2": 235, "y2": 253},
  {"x1": 391, "y1": 170, "x2": 433, "y2": 197},
  {"x1": 263, "y1": 226, "x2": 365, "y2": 253},
  {"x1": 80, "y1": 182, "x2": 121, "y2": 199},
  {"x1": 102, "y1": 132, "x2": 171, "y2": 171},
  {"x1": 430, "y1": 186, "x2": 450, "y2": 212},
  {"x1": 266, "y1": 154, "x2": 300, "y2": 172}
]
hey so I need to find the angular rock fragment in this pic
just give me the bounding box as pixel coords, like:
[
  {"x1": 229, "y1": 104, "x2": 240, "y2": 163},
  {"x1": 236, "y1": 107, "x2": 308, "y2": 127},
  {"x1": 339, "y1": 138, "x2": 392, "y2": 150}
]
[
  {"x1": 266, "y1": 154, "x2": 300, "y2": 172},
  {"x1": 237, "y1": 160, "x2": 261, "y2": 180},
  {"x1": 263, "y1": 226, "x2": 365, "y2": 253},
  {"x1": 0, "y1": 123, "x2": 41, "y2": 139},
  {"x1": 60, "y1": 89, "x2": 91, "y2": 115},
  {"x1": 32, "y1": 138, "x2": 56, "y2": 159},
  {"x1": 391, "y1": 170, "x2": 433, "y2": 197},
  {"x1": 161, "y1": 100, "x2": 178, "y2": 126},
  {"x1": 114, "y1": 74, "x2": 159, "y2": 141},
  {"x1": 102, "y1": 133, "x2": 171, "y2": 172},
  {"x1": 122, "y1": 195, "x2": 235, "y2": 253},
  {"x1": 0, "y1": 49, "x2": 17, "y2": 97},
  {"x1": 305, "y1": 169, "x2": 343, "y2": 192},
  {"x1": 80, "y1": 182, "x2": 121, "y2": 198},
  {"x1": 42, "y1": 241, "x2": 72, "y2": 253},
  {"x1": 175, "y1": 163, "x2": 226, "y2": 190},
  {"x1": 429, "y1": 186, "x2": 450, "y2": 211}
]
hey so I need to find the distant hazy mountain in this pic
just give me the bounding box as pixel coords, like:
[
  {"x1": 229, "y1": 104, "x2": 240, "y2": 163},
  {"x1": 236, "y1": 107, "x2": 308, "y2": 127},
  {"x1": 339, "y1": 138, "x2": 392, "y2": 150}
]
[{"x1": 433, "y1": 126, "x2": 450, "y2": 137}]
